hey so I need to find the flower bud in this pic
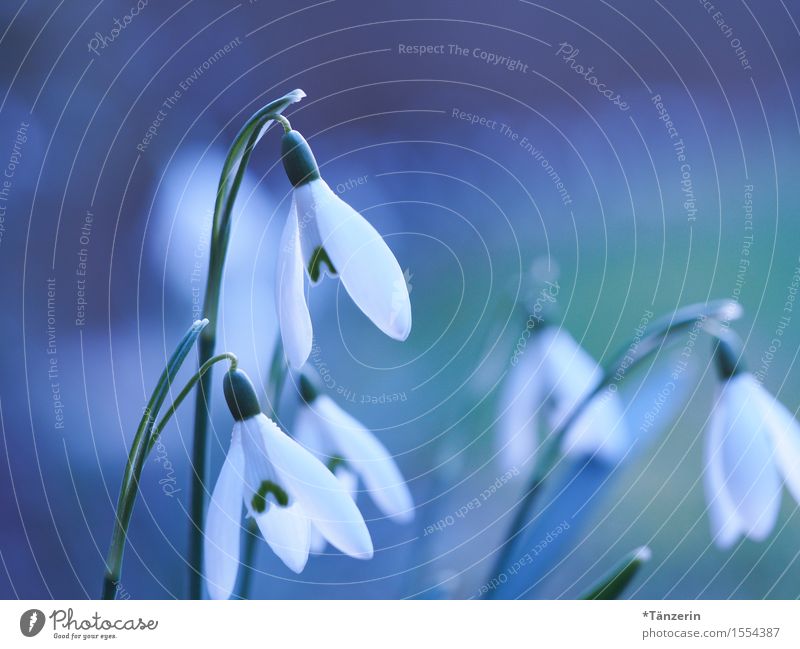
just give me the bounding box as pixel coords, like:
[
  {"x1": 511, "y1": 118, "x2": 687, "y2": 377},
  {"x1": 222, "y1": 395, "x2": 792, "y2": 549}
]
[
  {"x1": 281, "y1": 130, "x2": 320, "y2": 186},
  {"x1": 223, "y1": 369, "x2": 262, "y2": 421}
]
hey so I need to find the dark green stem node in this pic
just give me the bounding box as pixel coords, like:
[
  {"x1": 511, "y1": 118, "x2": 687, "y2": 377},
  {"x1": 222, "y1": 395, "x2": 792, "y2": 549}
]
[{"x1": 713, "y1": 333, "x2": 745, "y2": 379}]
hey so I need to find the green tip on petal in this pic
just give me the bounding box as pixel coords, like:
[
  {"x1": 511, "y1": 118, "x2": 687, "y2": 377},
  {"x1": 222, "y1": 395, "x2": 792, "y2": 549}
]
[
  {"x1": 223, "y1": 369, "x2": 262, "y2": 421},
  {"x1": 326, "y1": 455, "x2": 345, "y2": 473},
  {"x1": 308, "y1": 245, "x2": 337, "y2": 282},
  {"x1": 713, "y1": 334, "x2": 746, "y2": 379},
  {"x1": 251, "y1": 480, "x2": 289, "y2": 512},
  {"x1": 281, "y1": 130, "x2": 321, "y2": 186}
]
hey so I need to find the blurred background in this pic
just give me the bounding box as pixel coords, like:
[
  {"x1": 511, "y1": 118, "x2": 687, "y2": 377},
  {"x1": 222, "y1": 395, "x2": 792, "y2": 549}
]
[{"x1": 1, "y1": 0, "x2": 799, "y2": 599}]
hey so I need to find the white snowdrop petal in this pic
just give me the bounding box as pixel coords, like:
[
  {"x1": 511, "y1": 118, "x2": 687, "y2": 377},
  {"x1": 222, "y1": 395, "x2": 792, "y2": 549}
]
[
  {"x1": 335, "y1": 464, "x2": 360, "y2": 499},
  {"x1": 309, "y1": 525, "x2": 327, "y2": 554},
  {"x1": 293, "y1": 406, "x2": 330, "y2": 458},
  {"x1": 703, "y1": 399, "x2": 745, "y2": 549},
  {"x1": 753, "y1": 378, "x2": 800, "y2": 504},
  {"x1": 719, "y1": 376, "x2": 782, "y2": 541},
  {"x1": 293, "y1": 182, "x2": 327, "y2": 282},
  {"x1": 314, "y1": 396, "x2": 414, "y2": 523},
  {"x1": 495, "y1": 350, "x2": 544, "y2": 470},
  {"x1": 309, "y1": 467, "x2": 359, "y2": 555},
  {"x1": 276, "y1": 204, "x2": 313, "y2": 368},
  {"x1": 561, "y1": 389, "x2": 629, "y2": 464},
  {"x1": 309, "y1": 180, "x2": 412, "y2": 341},
  {"x1": 257, "y1": 414, "x2": 374, "y2": 559},
  {"x1": 543, "y1": 327, "x2": 601, "y2": 431},
  {"x1": 203, "y1": 433, "x2": 245, "y2": 600},
  {"x1": 251, "y1": 501, "x2": 310, "y2": 574}
]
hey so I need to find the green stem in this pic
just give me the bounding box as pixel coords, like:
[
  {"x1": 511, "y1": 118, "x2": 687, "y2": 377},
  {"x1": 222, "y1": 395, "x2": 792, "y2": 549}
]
[
  {"x1": 553, "y1": 299, "x2": 741, "y2": 451},
  {"x1": 188, "y1": 90, "x2": 305, "y2": 600},
  {"x1": 103, "y1": 319, "x2": 208, "y2": 599},
  {"x1": 273, "y1": 114, "x2": 292, "y2": 134},
  {"x1": 236, "y1": 337, "x2": 290, "y2": 600},
  {"x1": 148, "y1": 353, "x2": 237, "y2": 454},
  {"x1": 485, "y1": 299, "x2": 740, "y2": 594},
  {"x1": 237, "y1": 520, "x2": 260, "y2": 600}
]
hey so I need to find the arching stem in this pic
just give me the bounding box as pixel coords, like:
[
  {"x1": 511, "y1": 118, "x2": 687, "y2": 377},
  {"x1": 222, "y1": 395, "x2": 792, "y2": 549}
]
[
  {"x1": 485, "y1": 299, "x2": 741, "y2": 595},
  {"x1": 188, "y1": 90, "x2": 305, "y2": 599},
  {"x1": 102, "y1": 319, "x2": 209, "y2": 599}
]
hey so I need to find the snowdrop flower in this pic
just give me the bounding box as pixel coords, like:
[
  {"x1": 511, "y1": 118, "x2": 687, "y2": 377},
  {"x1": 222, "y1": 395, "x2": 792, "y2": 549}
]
[
  {"x1": 276, "y1": 129, "x2": 412, "y2": 369},
  {"x1": 703, "y1": 337, "x2": 800, "y2": 549},
  {"x1": 293, "y1": 375, "x2": 414, "y2": 552},
  {"x1": 203, "y1": 369, "x2": 373, "y2": 599},
  {"x1": 497, "y1": 324, "x2": 628, "y2": 467}
]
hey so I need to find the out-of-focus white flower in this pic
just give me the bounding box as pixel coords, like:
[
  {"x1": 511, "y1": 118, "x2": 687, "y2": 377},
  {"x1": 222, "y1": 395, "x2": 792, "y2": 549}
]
[
  {"x1": 203, "y1": 369, "x2": 373, "y2": 599},
  {"x1": 276, "y1": 130, "x2": 412, "y2": 369},
  {"x1": 496, "y1": 325, "x2": 628, "y2": 467},
  {"x1": 294, "y1": 376, "x2": 414, "y2": 552},
  {"x1": 703, "y1": 338, "x2": 800, "y2": 548},
  {"x1": 152, "y1": 144, "x2": 280, "y2": 372},
  {"x1": 561, "y1": 384, "x2": 629, "y2": 464}
]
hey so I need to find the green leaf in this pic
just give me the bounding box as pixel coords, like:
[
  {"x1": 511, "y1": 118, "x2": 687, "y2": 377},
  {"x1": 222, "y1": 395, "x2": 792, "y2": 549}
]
[
  {"x1": 124, "y1": 318, "x2": 210, "y2": 502},
  {"x1": 103, "y1": 319, "x2": 209, "y2": 598},
  {"x1": 580, "y1": 546, "x2": 651, "y2": 600}
]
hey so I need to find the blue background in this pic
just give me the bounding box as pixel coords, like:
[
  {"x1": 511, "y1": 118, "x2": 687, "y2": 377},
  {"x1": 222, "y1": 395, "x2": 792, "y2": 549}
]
[{"x1": 1, "y1": 0, "x2": 799, "y2": 599}]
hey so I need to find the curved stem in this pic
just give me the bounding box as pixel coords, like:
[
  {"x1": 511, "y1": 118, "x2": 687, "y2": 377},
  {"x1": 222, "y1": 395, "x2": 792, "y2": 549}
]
[
  {"x1": 485, "y1": 299, "x2": 740, "y2": 593},
  {"x1": 188, "y1": 123, "x2": 266, "y2": 597},
  {"x1": 188, "y1": 90, "x2": 305, "y2": 599},
  {"x1": 273, "y1": 114, "x2": 292, "y2": 134},
  {"x1": 103, "y1": 319, "x2": 208, "y2": 599},
  {"x1": 552, "y1": 299, "x2": 741, "y2": 452},
  {"x1": 148, "y1": 353, "x2": 237, "y2": 454}
]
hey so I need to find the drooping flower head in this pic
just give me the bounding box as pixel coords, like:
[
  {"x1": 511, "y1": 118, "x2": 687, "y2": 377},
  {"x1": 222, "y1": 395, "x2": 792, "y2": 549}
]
[
  {"x1": 203, "y1": 368, "x2": 373, "y2": 599},
  {"x1": 293, "y1": 374, "x2": 414, "y2": 553},
  {"x1": 496, "y1": 322, "x2": 628, "y2": 469},
  {"x1": 703, "y1": 335, "x2": 800, "y2": 548},
  {"x1": 276, "y1": 129, "x2": 412, "y2": 368}
]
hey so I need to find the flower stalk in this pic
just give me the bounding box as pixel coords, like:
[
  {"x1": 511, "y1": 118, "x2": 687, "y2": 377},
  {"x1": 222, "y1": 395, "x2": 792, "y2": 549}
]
[
  {"x1": 486, "y1": 299, "x2": 741, "y2": 595},
  {"x1": 103, "y1": 319, "x2": 216, "y2": 599},
  {"x1": 188, "y1": 90, "x2": 305, "y2": 599},
  {"x1": 203, "y1": 368, "x2": 373, "y2": 600}
]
